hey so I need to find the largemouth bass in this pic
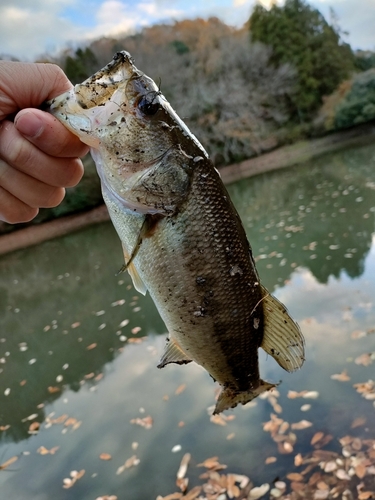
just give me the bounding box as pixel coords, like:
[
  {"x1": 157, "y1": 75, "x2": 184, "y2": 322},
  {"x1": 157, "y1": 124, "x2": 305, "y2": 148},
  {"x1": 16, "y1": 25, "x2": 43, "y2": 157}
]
[{"x1": 48, "y1": 52, "x2": 304, "y2": 414}]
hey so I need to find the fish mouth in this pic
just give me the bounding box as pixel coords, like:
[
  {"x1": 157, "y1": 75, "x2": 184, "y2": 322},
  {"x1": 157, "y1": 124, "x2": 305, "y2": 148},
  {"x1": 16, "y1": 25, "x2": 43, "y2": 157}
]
[
  {"x1": 47, "y1": 50, "x2": 163, "y2": 146},
  {"x1": 47, "y1": 51, "x2": 144, "y2": 146},
  {"x1": 72, "y1": 51, "x2": 138, "y2": 110},
  {"x1": 48, "y1": 51, "x2": 137, "y2": 112}
]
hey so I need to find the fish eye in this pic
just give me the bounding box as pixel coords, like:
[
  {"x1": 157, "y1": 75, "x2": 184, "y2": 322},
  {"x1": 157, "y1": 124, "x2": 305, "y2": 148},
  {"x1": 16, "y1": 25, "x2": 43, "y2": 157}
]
[{"x1": 137, "y1": 95, "x2": 160, "y2": 116}]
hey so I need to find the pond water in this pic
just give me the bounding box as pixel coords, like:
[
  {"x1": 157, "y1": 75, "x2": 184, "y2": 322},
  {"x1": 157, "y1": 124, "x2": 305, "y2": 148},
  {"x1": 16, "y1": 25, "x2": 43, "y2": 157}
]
[{"x1": 0, "y1": 143, "x2": 375, "y2": 500}]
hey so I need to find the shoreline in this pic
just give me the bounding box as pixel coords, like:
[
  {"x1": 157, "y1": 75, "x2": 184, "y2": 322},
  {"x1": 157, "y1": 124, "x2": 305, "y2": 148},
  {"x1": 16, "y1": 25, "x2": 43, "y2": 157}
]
[
  {"x1": 1, "y1": 123, "x2": 374, "y2": 256},
  {"x1": 220, "y1": 122, "x2": 375, "y2": 184}
]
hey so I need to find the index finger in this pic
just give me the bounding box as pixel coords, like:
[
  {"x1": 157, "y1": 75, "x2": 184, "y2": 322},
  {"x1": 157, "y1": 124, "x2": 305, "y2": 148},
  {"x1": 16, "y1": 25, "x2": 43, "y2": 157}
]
[
  {"x1": 0, "y1": 61, "x2": 72, "y2": 120},
  {"x1": 15, "y1": 109, "x2": 89, "y2": 158}
]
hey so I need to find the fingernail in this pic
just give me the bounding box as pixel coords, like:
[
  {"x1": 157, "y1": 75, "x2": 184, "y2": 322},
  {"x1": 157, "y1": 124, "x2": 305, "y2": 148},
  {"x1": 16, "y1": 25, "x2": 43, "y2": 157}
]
[{"x1": 15, "y1": 112, "x2": 44, "y2": 138}]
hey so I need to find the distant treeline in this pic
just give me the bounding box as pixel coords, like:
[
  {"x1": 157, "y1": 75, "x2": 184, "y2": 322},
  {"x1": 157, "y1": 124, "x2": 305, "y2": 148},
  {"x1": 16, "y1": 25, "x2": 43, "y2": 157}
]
[{"x1": 43, "y1": 0, "x2": 375, "y2": 166}]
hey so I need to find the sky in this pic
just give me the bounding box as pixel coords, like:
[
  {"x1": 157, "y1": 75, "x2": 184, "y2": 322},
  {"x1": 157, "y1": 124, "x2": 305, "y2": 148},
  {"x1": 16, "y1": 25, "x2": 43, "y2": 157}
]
[{"x1": 0, "y1": 0, "x2": 374, "y2": 61}]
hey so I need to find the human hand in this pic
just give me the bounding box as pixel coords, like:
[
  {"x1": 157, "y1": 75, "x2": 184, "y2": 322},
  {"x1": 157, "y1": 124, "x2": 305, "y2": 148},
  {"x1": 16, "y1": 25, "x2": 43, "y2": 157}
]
[{"x1": 0, "y1": 61, "x2": 89, "y2": 224}]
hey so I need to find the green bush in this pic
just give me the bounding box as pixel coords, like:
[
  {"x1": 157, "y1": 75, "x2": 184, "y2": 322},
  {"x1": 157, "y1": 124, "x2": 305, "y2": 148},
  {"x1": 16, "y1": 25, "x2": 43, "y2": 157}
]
[{"x1": 334, "y1": 69, "x2": 375, "y2": 129}]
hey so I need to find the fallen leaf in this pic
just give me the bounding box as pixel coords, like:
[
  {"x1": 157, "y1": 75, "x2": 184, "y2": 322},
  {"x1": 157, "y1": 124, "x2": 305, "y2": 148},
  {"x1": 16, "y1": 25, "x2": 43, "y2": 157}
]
[
  {"x1": 355, "y1": 353, "x2": 373, "y2": 366},
  {"x1": 176, "y1": 477, "x2": 188, "y2": 493},
  {"x1": 116, "y1": 455, "x2": 140, "y2": 475},
  {"x1": 176, "y1": 453, "x2": 191, "y2": 479},
  {"x1": 358, "y1": 492, "x2": 374, "y2": 500},
  {"x1": 311, "y1": 432, "x2": 324, "y2": 446},
  {"x1": 130, "y1": 416, "x2": 153, "y2": 429},
  {"x1": 48, "y1": 386, "x2": 61, "y2": 394},
  {"x1": 210, "y1": 414, "x2": 227, "y2": 426},
  {"x1": 291, "y1": 420, "x2": 313, "y2": 430},
  {"x1": 0, "y1": 456, "x2": 18, "y2": 470},
  {"x1": 175, "y1": 384, "x2": 186, "y2": 396},
  {"x1": 286, "y1": 473, "x2": 304, "y2": 482},
  {"x1": 303, "y1": 391, "x2": 319, "y2": 399},
  {"x1": 335, "y1": 469, "x2": 350, "y2": 480},
  {"x1": 155, "y1": 494, "x2": 182, "y2": 500},
  {"x1": 331, "y1": 370, "x2": 351, "y2": 382},
  {"x1": 314, "y1": 490, "x2": 329, "y2": 499},
  {"x1": 99, "y1": 453, "x2": 112, "y2": 461},
  {"x1": 37, "y1": 446, "x2": 59, "y2": 455},
  {"x1": 355, "y1": 463, "x2": 367, "y2": 478},
  {"x1": 182, "y1": 486, "x2": 202, "y2": 500},
  {"x1": 249, "y1": 483, "x2": 270, "y2": 499},
  {"x1": 28, "y1": 421, "x2": 40, "y2": 432},
  {"x1": 351, "y1": 417, "x2": 366, "y2": 428},
  {"x1": 265, "y1": 456, "x2": 277, "y2": 465},
  {"x1": 86, "y1": 343, "x2": 97, "y2": 350},
  {"x1": 64, "y1": 418, "x2": 78, "y2": 427},
  {"x1": 351, "y1": 330, "x2": 367, "y2": 339},
  {"x1": 290, "y1": 481, "x2": 305, "y2": 492},
  {"x1": 197, "y1": 457, "x2": 227, "y2": 470},
  {"x1": 127, "y1": 337, "x2": 146, "y2": 344},
  {"x1": 62, "y1": 470, "x2": 85, "y2": 489}
]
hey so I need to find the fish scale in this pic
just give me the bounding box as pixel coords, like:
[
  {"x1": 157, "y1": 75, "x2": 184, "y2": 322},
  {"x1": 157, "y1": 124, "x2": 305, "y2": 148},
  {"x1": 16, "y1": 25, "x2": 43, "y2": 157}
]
[{"x1": 48, "y1": 51, "x2": 304, "y2": 413}]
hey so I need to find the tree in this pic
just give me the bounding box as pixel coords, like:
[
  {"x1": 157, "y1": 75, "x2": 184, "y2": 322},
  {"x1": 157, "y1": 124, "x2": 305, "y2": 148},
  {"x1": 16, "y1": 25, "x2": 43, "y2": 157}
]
[
  {"x1": 64, "y1": 47, "x2": 98, "y2": 84},
  {"x1": 116, "y1": 19, "x2": 296, "y2": 164},
  {"x1": 354, "y1": 50, "x2": 375, "y2": 72},
  {"x1": 334, "y1": 69, "x2": 375, "y2": 129},
  {"x1": 249, "y1": 0, "x2": 354, "y2": 120}
]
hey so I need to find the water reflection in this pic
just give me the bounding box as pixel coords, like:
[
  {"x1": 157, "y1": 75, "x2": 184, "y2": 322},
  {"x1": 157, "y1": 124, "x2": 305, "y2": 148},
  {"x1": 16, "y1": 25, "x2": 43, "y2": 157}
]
[
  {"x1": 229, "y1": 144, "x2": 375, "y2": 287},
  {"x1": 0, "y1": 223, "x2": 165, "y2": 443},
  {"x1": 0, "y1": 143, "x2": 374, "y2": 498}
]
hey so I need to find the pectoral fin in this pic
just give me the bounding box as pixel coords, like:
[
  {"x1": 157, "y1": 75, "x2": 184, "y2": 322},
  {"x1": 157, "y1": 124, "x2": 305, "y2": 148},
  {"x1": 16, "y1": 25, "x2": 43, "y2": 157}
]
[
  {"x1": 157, "y1": 337, "x2": 192, "y2": 368},
  {"x1": 260, "y1": 285, "x2": 305, "y2": 372},
  {"x1": 120, "y1": 243, "x2": 147, "y2": 295},
  {"x1": 117, "y1": 216, "x2": 149, "y2": 276}
]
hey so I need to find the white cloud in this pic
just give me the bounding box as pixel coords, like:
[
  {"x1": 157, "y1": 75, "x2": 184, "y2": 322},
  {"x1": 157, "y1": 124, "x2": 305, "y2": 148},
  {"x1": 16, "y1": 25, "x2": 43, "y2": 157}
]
[
  {"x1": 0, "y1": 1, "x2": 84, "y2": 60},
  {"x1": 82, "y1": 1, "x2": 184, "y2": 46},
  {"x1": 85, "y1": 0, "x2": 136, "y2": 39}
]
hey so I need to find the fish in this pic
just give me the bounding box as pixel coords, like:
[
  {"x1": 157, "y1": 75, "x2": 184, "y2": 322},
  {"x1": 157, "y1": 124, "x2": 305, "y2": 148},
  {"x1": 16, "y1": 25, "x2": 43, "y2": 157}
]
[{"x1": 48, "y1": 51, "x2": 305, "y2": 414}]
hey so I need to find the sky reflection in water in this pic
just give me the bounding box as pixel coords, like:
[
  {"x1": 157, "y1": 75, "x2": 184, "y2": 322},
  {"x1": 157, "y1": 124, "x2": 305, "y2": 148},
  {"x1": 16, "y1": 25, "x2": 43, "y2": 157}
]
[{"x1": 0, "y1": 144, "x2": 374, "y2": 499}]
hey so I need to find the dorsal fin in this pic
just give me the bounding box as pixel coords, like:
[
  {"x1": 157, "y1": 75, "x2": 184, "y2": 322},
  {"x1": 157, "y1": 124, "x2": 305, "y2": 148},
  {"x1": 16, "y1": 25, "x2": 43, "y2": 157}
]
[
  {"x1": 260, "y1": 285, "x2": 305, "y2": 372},
  {"x1": 157, "y1": 337, "x2": 192, "y2": 368}
]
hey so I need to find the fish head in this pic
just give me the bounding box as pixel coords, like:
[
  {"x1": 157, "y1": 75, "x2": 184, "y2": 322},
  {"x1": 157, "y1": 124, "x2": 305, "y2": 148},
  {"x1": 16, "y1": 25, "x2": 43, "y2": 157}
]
[{"x1": 49, "y1": 51, "x2": 207, "y2": 214}]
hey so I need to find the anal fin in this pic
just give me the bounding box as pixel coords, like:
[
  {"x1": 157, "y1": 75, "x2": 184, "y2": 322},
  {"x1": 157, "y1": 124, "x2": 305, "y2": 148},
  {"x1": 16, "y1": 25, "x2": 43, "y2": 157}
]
[
  {"x1": 260, "y1": 285, "x2": 305, "y2": 372},
  {"x1": 157, "y1": 337, "x2": 192, "y2": 368}
]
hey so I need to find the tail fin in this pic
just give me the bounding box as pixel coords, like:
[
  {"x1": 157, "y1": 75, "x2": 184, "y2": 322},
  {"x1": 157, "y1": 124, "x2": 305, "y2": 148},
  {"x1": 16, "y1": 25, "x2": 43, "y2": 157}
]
[{"x1": 213, "y1": 380, "x2": 277, "y2": 414}]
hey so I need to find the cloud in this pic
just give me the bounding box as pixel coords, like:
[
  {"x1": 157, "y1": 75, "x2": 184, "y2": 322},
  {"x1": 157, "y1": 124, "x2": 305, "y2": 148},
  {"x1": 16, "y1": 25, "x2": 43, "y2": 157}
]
[
  {"x1": 68, "y1": 1, "x2": 184, "y2": 49},
  {"x1": 0, "y1": 1, "x2": 84, "y2": 60}
]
